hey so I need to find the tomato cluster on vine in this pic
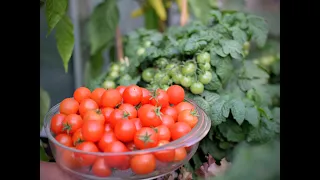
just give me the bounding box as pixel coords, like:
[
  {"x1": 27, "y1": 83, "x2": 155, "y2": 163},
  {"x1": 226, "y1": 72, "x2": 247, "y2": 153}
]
[
  {"x1": 142, "y1": 52, "x2": 213, "y2": 94},
  {"x1": 50, "y1": 85, "x2": 199, "y2": 177}
]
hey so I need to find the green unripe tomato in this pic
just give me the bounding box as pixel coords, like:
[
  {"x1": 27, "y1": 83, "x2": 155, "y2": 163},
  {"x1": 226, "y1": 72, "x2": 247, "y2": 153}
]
[
  {"x1": 102, "y1": 80, "x2": 116, "y2": 89},
  {"x1": 180, "y1": 76, "x2": 193, "y2": 88},
  {"x1": 197, "y1": 52, "x2": 211, "y2": 64},
  {"x1": 199, "y1": 71, "x2": 213, "y2": 85},
  {"x1": 190, "y1": 82, "x2": 204, "y2": 94}
]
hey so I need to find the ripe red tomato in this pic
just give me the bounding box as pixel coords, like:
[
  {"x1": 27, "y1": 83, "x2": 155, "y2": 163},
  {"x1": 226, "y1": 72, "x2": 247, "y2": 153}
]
[
  {"x1": 122, "y1": 85, "x2": 142, "y2": 106},
  {"x1": 55, "y1": 133, "x2": 73, "y2": 147},
  {"x1": 50, "y1": 114, "x2": 66, "y2": 135},
  {"x1": 130, "y1": 118, "x2": 142, "y2": 131},
  {"x1": 118, "y1": 103, "x2": 137, "y2": 119},
  {"x1": 160, "y1": 114, "x2": 175, "y2": 128},
  {"x1": 130, "y1": 154, "x2": 156, "y2": 175},
  {"x1": 90, "y1": 88, "x2": 106, "y2": 107},
  {"x1": 79, "y1": 99, "x2": 99, "y2": 117},
  {"x1": 138, "y1": 104, "x2": 162, "y2": 127},
  {"x1": 150, "y1": 89, "x2": 169, "y2": 108},
  {"x1": 134, "y1": 127, "x2": 158, "y2": 149},
  {"x1": 101, "y1": 107, "x2": 114, "y2": 123},
  {"x1": 174, "y1": 147, "x2": 187, "y2": 161},
  {"x1": 59, "y1": 98, "x2": 79, "y2": 115},
  {"x1": 72, "y1": 129, "x2": 84, "y2": 146},
  {"x1": 177, "y1": 109, "x2": 198, "y2": 128},
  {"x1": 116, "y1": 85, "x2": 126, "y2": 95},
  {"x1": 109, "y1": 109, "x2": 129, "y2": 128},
  {"x1": 82, "y1": 120, "x2": 104, "y2": 142},
  {"x1": 73, "y1": 87, "x2": 91, "y2": 103},
  {"x1": 75, "y1": 142, "x2": 99, "y2": 166},
  {"x1": 92, "y1": 158, "x2": 112, "y2": 177},
  {"x1": 104, "y1": 123, "x2": 112, "y2": 132},
  {"x1": 114, "y1": 120, "x2": 137, "y2": 143},
  {"x1": 83, "y1": 109, "x2": 105, "y2": 125},
  {"x1": 155, "y1": 125, "x2": 171, "y2": 141},
  {"x1": 166, "y1": 85, "x2": 185, "y2": 105},
  {"x1": 104, "y1": 141, "x2": 130, "y2": 169},
  {"x1": 125, "y1": 141, "x2": 137, "y2": 151},
  {"x1": 170, "y1": 122, "x2": 191, "y2": 141},
  {"x1": 174, "y1": 102, "x2": 195, "y2": 113},
  {"x1": 154, "y1": 140, "x2": 175, "y2": 162},
  {"x1": 98, "y1": 131, "x2": 118, "y2": 151},
  {"x1": 161, "y1": 106, "x2": 178, "y2": 122},
  {"x1": 60, "y1": 148, "x2": 81, "y2": 170},
  {"x1": 62, "y1": 114, "x2": 83, "y2": 134},
  {"x1": 141, "y1": 88, "x2": 151, "y2": 105},
  {"x1": 100, "y1": 89, "x2": 122, "y2": 108}
]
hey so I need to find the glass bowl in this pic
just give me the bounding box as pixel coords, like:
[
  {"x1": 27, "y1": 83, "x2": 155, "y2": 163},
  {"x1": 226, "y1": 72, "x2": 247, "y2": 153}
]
[{"x1": 44, "y1": 98, "x2": 211, "y2": 180}]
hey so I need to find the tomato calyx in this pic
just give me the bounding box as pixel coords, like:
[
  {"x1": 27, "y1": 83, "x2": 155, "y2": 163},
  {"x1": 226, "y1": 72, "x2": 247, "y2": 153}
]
[
  {"x1": 62, "y1": 123, "x2": 72, "y2": 134},
  {"x1": 139, "y1": 132, "x2": 154, "y2": 145},
  {"x1": 123, "y1": 111, "x2": 131, "y2": 119},
  {"x1": 95, "y1": 109, "x2": 102, "y2": 115},
  {"x1": 151, "y1": 127, "x2": 158, "y2": 133},
  {"x1": 74, "y1": 138, "x2": 84, "y2": 146},
  {"x1": 153, "y1": 106, "x2": 163, "y2": 120},
  {"x1": 190, "y1": 109, "x2": 199, "y2": 117},
  {"x1": 135, "y1": 103, "x2": 142, "y2": 110}
]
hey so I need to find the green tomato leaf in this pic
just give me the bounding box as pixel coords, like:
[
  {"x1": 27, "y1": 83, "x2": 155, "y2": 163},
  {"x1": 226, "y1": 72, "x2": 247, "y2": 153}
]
[
  {"x1": 243, "y1": 61, "x2": 269, "y2": 79},
  {"x1": 237, "y1": 78, "x2": 252, "y2": 91},
  {"x1": 192, "y1": 96, "x2": 212, "y2": 117},
  {"x1": 231, "y1": 27, "x2": 247, "y2": 44},
  {"x1": 88, "y1": 0, "x2": 119, "y2": 55},
  {"x1": 211, "y1": 98, "x2": 227, "y2": 126},
  {"x1": 229, "y1": 99, "x2": 246, "y2": 125},
  {"x1": 204, "y1": 71, "x2": 222, "y2": 91},
  {"x1": 55, "y1": 15, "x2": 74, "y2": 73},
  {"x1": 220, "y1": 40, "x2": 243, "y2": 60},
  {"x1": 247, "y1": 14, "x2": 269, "y2": 48},
  {"x1": 245, "y1": 106, "x2": 260, "y2": 127},
  {"x1": 215, "y1": 58, "x2": 233, "y2": 84},
  {"x1": 45, "y1": 0, "x2": 68, "y2": 35},
  {"x1": 201, "y1": 90, "x2": 221, "y2": 104},
  {"x1": 40, "y1": 87, "x2": 50, "y2": 132},
  {"x1": 210, "y1": 10, "x2": 222, "y2": 22},
  {"x1": 218, "y1": 119, "x2": 246, "y2": 142},
  {"x1": 188, "y1": 0, "x2": 217, "y2": 24},
  {"x1": 200, "y1": 138, "x2": 226, "y2": 161}
]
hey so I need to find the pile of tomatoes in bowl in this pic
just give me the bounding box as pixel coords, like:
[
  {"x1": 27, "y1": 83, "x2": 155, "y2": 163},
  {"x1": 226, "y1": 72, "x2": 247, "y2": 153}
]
[{"x1": 44, "y1": 84, "x2": 211, "y2": 179}]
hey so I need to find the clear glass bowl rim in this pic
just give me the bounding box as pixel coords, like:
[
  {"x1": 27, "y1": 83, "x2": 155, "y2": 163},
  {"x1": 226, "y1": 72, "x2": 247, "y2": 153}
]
[{"x1": 44, "y1": 98, "x2": 211, "y2": 156}]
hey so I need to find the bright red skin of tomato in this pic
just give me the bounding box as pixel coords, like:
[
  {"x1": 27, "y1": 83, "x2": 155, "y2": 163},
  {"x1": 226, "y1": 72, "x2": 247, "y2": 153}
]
[
  {"x1": 62, "y1": 114, "x2": 83, "y2": 134},
  {"x1": 59, "y1": 98, "x2": 79, "y2": 115},
  {"x1": 138, "y1": 104, "x2": 162, "y2": 127},
  {"x1": 98, "y1": 131, "x2": 118, "y2": 151},
  {"x1": 101, "y1": 107, "x2": 114, "y2": 123},
  {"x1": 51, "y1": 114, "x2": 66, "y2": 135},
  {"x1": 116, "y1": 86, "x2": 126, "y2": 95},
  {"x1": 75, "y1": 142, "x2": 99, "y2": 167},
  {"x1": 130, "y1": 154, "x2": 156, "y2": 175},
  {"x1": 55, "y1": 133, "x2": 73, "y2": 147},
  {"x1": 141, "y1": 88, "x2": 151, "y2": 105},
  {"x1": 83, "y1": 109, "x2": 105, "y2": 125},
  {"x1": 104, "y1": 123, "x2": 112, "y2": 132},
  {"x1": 109, "y1": 109, "x2": 129, "y2": 128},
  {"x1": 114, "y1": 120, "x2": 137, "y2": 142},
  {"x1": 90, "y1": 88, "x2": 106, "y2": 107},
  {"x1": 79, "y1": 99, "x2": 99, "y2": 117},
  {"x1": 174, "y1": 147, "x2": 187, "y2": 161},
  {"x1": 170, "y1": 122, "x2": 191, "y2": 141},
  {"x1": 72, "y1": 129, "x2": 84, "y2": 146},
  {"x1": 166, "y1": 85, "x2": 185, "y2": 105},
  {"x1": 118, "y1": 103, "x2": 137, "y2": 119},
  {"x1": 130, "y1": 118, "x2": 142, "y2": 131},
  {"x1": 82, "y1": 120, "x2": 104, "y2": 142},
  {"x1": 161, "y1": 106, "x2": 178, "y2": 122},
  {"x1": 154, "y1": 140, "x2": 175, "y2": 162},
  {"x1": 92, "y1": 158, "x2": 112, "y2": 177},
  {"x1": 100, "y1": 89, "x2": 122, "y2": 108},
  {"x1": 155, "y1": 125, "x2": 171, "y2": 141},
  {"x1": 177, "y1": 109, "x2": 198, "y2": 128},
  {"x1": 59, "y1": 148, "x2": 81, "y2": 170},
  {"x1": 134, "y1": 127, "x2": 158, "y2": 149},
  {"x1": 150, "y1": 89, "x2": 169, "y2": 108},
  {"x1": 104, "y1": 141, "x2": 130, "y2": 169},
  {"x1": 73, "y1": 87, "x2": 91, "y2": 103},
  {"x1": 126, "y1": 141, "x2": 137, "y2": 151},
  {"x1": 174, "y1": 102, "x2": 195, "y2": 113},
  {"x1": 160, "y1": 114, "x2": 175, "y2": 128},
  {"x1": 122, "y1": 85, "x2": 142, "y2": 106}
]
